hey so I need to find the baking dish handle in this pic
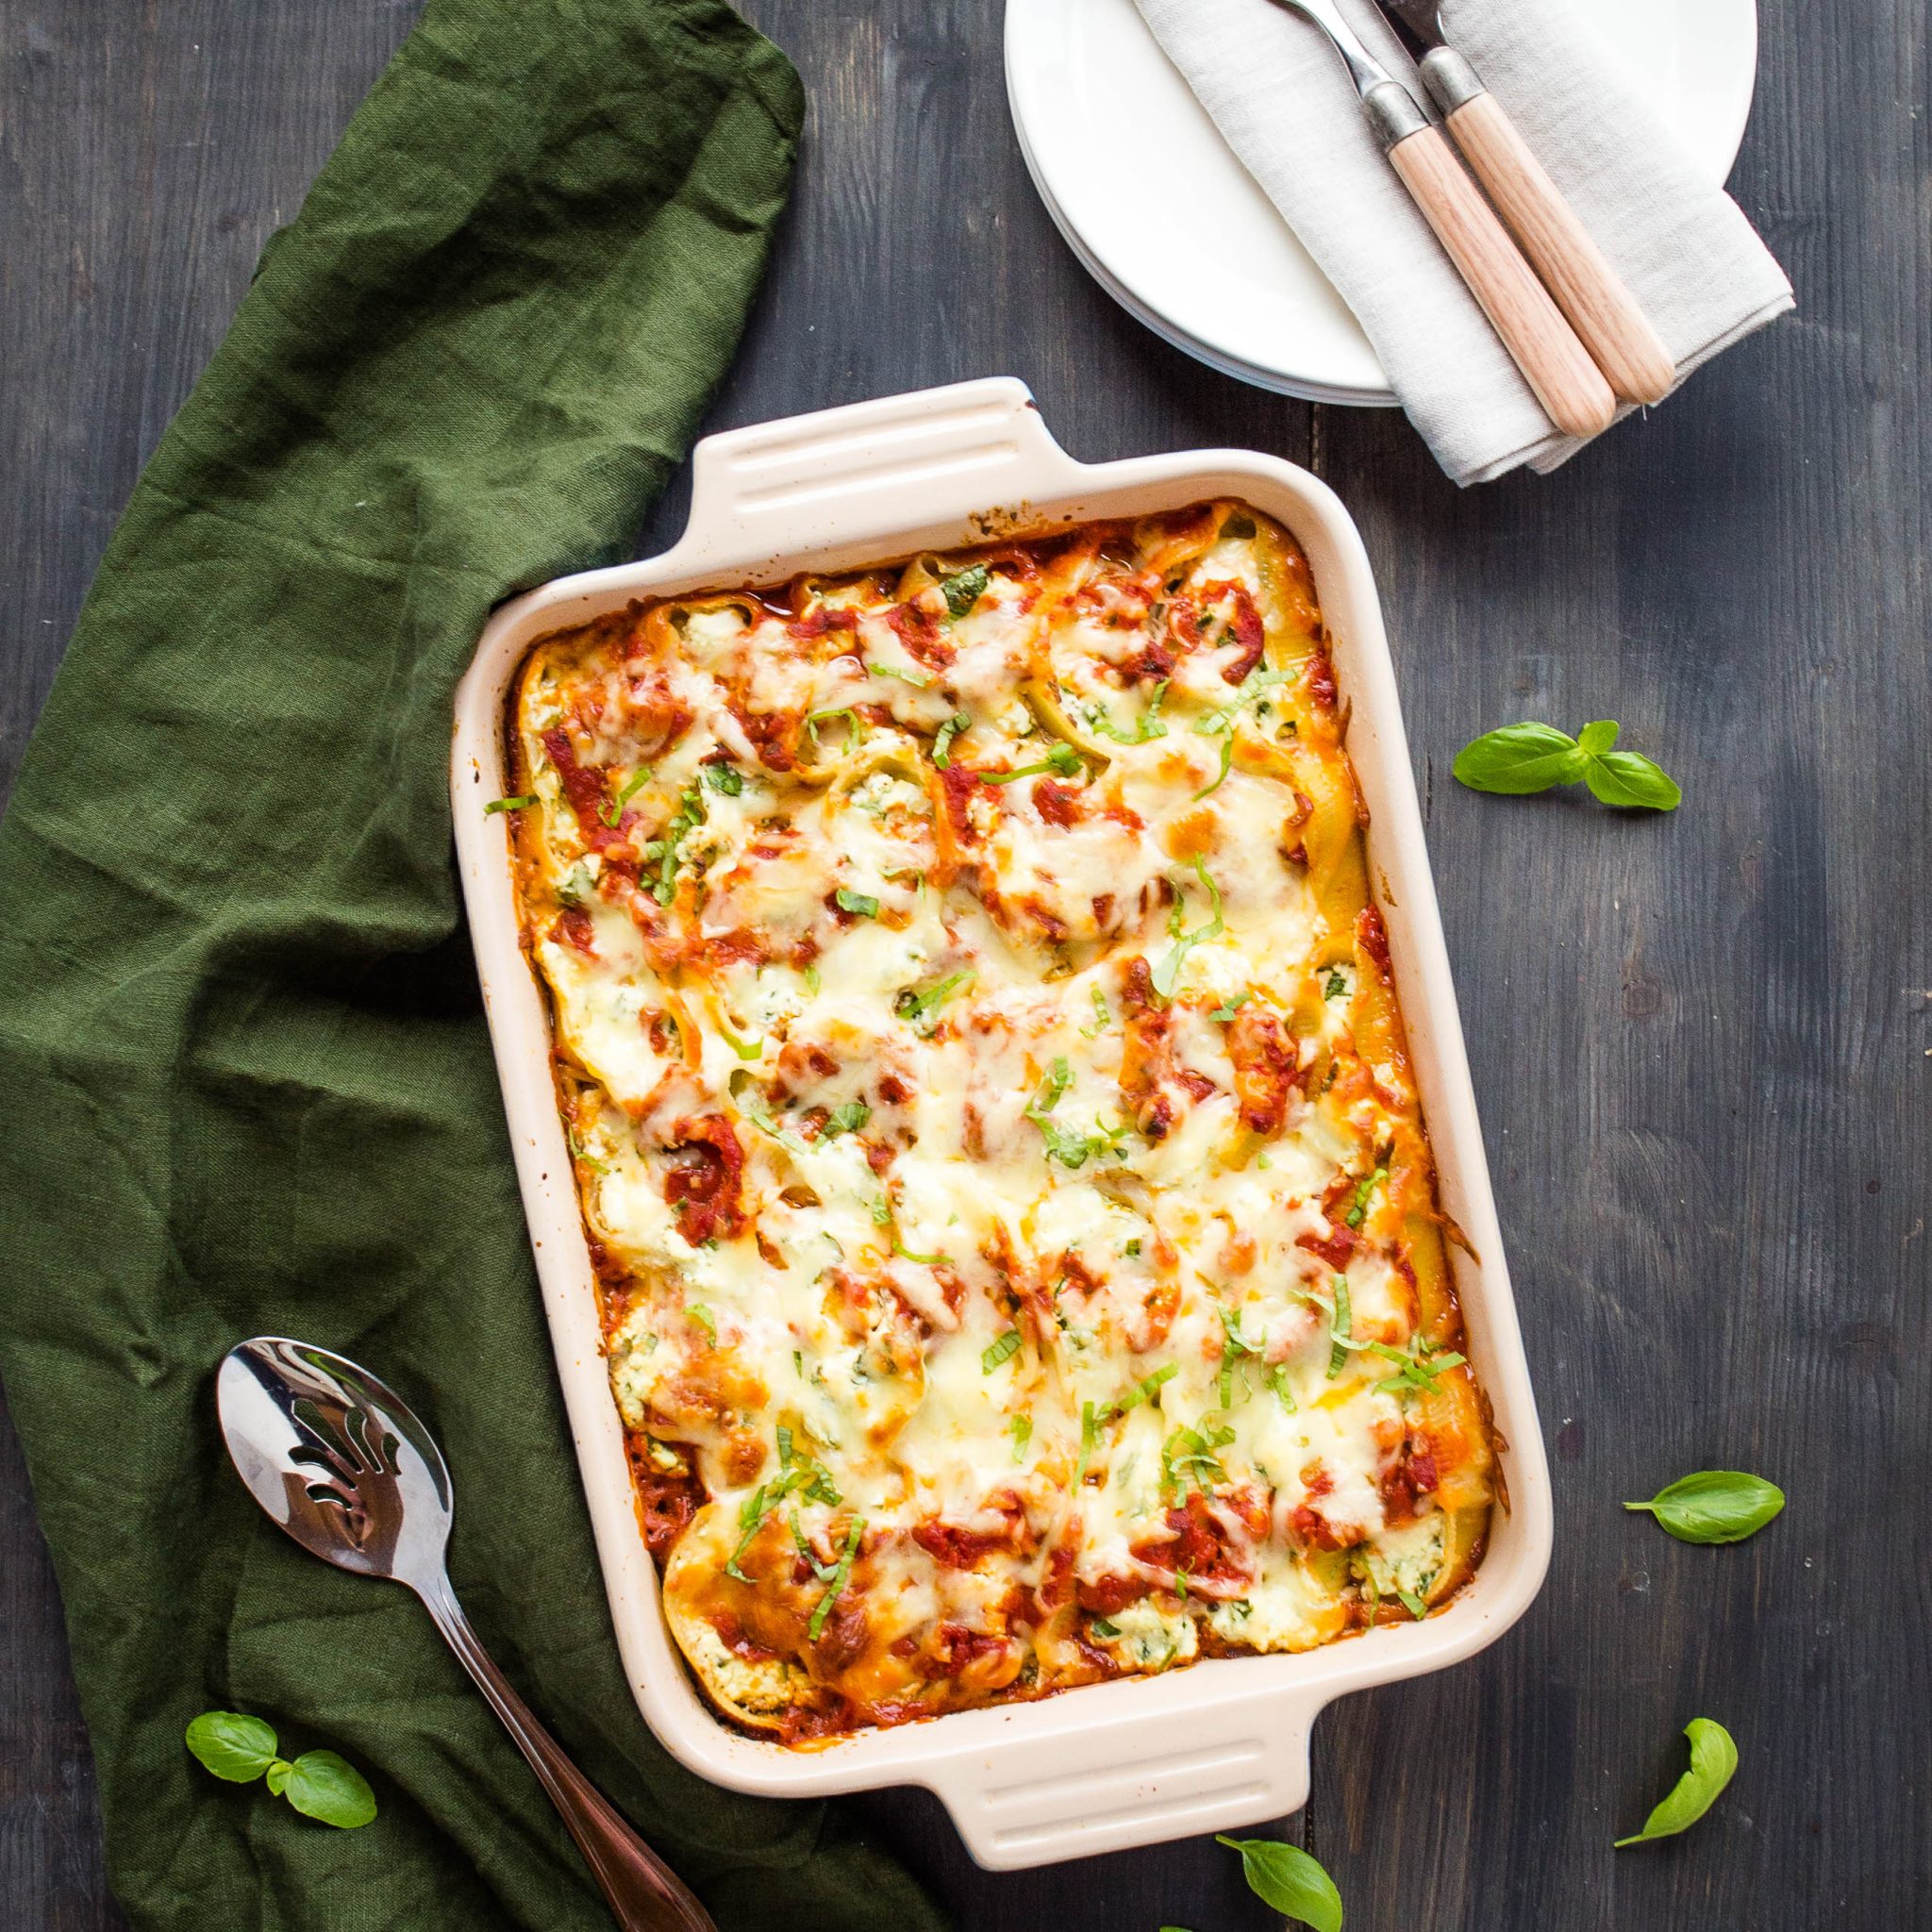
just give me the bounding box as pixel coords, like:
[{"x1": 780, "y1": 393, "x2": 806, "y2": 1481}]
[
  {"x1": 931, "y1": 1680, "x2": 1325, "y2": 1871},
  {"x1": 678, "y1": 377, "x2": 1078, "y2": 556}
]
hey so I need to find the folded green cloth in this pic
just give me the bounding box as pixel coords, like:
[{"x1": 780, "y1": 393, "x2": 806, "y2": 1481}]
[{"x1": 0, "y1": 3, "x2": 945, "y2": 1927}]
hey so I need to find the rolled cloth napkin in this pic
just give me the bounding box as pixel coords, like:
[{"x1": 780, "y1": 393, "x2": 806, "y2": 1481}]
[
  {"x1": 0, "y1": 2, "x2": 945, "y2": 1928},
  {"x1": 1134, "y1": 0, "x2": 1794, "y2": 484}
]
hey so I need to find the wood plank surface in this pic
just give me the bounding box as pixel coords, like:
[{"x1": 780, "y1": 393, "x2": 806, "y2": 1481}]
[{"x1": 3, "y1": 3, "x2": 1927, "y2": 1929}]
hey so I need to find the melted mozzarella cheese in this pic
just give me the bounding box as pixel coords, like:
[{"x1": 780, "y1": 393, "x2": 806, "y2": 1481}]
[{"x1": 511, "y1": 503, "x2": 1493, "y2": 1740}]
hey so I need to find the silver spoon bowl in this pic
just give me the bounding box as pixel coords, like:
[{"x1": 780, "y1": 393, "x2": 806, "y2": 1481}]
[{"x1": 217, "y1": 1336, "x2": 716, "y2": 1932}]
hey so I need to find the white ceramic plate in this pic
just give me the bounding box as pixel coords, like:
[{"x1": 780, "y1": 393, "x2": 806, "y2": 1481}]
[{"x1": 1006, "y1": 0, "x2": 1759, "y2": 405}]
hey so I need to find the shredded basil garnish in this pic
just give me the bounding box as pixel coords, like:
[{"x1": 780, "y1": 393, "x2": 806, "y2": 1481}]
[{"x1": 981, "y1": 1328, "x2": 1022, "y2": 1374}]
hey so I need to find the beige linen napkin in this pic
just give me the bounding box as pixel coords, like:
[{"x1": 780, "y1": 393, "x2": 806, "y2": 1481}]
[{"x1": 1133, "y1": 0, "x2": 1793, "y2": 484}]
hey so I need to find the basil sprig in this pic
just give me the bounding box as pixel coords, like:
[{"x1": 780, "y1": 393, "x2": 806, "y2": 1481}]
[
  {"x1": 1615, "y1": 1718, "x2": 1738, "y2": 1847},
  {"x1": 1215, "y1": 1834, "x2": 1343, "y2": 1932},
  {"x1": 1624, "y1": 1469, "x2": 1784, "y2": 1544},
  {"x1": 185, "y1": 1711, "x2": 376, "y2": 1829},
  {"x1": 1452, "y1": 719, "x2": 1680, "y2": 810}
]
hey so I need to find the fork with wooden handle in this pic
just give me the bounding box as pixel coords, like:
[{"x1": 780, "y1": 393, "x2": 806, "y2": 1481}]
[
  {"x1": 1263, "y1": 0, "x2": 1615, "y2": 440},
  {"x1": 1373, "y1": 0, "x2": 1676, "y2": 407}
]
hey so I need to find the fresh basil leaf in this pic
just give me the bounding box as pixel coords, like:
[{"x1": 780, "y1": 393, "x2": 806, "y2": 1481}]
[
  {"x1": 703, "y1": 761, "x2": 744, "y2": 795},
  {"x1": 185, "y1": 1710, "x2": 279, "y2": 1783},
  {"x1": 835, "y1": 887, "x2": 879, "y2": 919},
  {"x1": 867, "y1": 659, "x2": 932, "y2": 688},
  {"x1": 280, "y1": 1750, "x2": 377, "y2": 1830},
  {"x1": 1576, "y1": 719, "x2": 1619, "y2": 756},
  {"x1": 264, "y1": 1758, "x2": 292, "y2": 1796},
  {"x1": 483, "y1": 794, "x2": 536, "y2": 814},
  {"x1": 1452, "y1": 722, "x2": 1588, "y2": 795},
  {"x1": 1395, "y1": 1588, "x2": 1428, "y2": 1619},
  {"x1": 940, "y1": 564, "x2": 990, "y2": 619},
  {"x1": 824, "y1": 1100, "x2": 872, "y2": 1136},
  {"x1": 1624, "y1": 1470, "x2": 1784, "y2": 1544},
  {"x1": 1216, "y1": 1835, "x2": 1343, "y2": 1932},
  {"x1": 1585, "y1": 748, "x2": 1682, "y2": 810},
  {"x1": 1615, "y1": 1718, "x2": 1738, "y2": 1847}
]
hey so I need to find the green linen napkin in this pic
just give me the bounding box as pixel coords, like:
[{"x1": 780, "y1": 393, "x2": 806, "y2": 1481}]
[{"x1": 0, "y1": 2, "x2": 946, "y2": 1927}]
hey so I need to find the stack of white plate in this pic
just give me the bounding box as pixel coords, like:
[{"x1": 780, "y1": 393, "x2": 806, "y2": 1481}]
[{"x1": 1005, "y1": 0, "x2": 1759, "y2": 407}]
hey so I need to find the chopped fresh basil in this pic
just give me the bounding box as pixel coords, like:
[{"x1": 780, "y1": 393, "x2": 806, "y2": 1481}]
[
  {"x1": 600, "y1": 767, "x2": 653, "y2": 825},
  {"x1": 1150, "y1": 858, "x2": 1224, "y2": 1000},
  {"x1": 1124, "y1": 1238, "x2": 1142, "y2": 1258},
  {"x1": 1326, "y1": 1275, "x2": 1352, "y2": 1378},
  {"x1": 718, "y1": 1022, "x2": 763, "y2": 1061},
  {"x1": 1368, "y1": 1336, "x2": 1466, "y2": 1397},
  {"x1": 1091, "y1": 1617, "x2": 1121, "y2": 1640},
  {"x1": 483, "y1": 794, "x2": 536, "y2": 814},
  {"x1": 940, "y1": 563, "x2": 990, "y2": 618},
  {"x1": 981, "y1": 1328, "x2": 1023, "y2": 1373},
  {"x1": 892, "y1": 1236, "x2": 950, "y2": 1267},
  {"x1": 1194, "y1": 730, "x2": 1236, "y2": 799},
  {"x1": 1082, "y1": 985, "x2": 1112, "y2": 1036},
  {"x1": 1396, "y1": 1588, "x2": 1428, "y2": 1619},
  {"x1": 980, "y1": 741, "x2": 1083, "y2": 784},
  {"x1": 1008, "y1": 1413, "x2": 1031, "y2": 1461},
  {"x1": 1324, "y1": 967, "x2": 1348, "y2": 999},
  {"x1": 1344, "y1": 1164, "x2": 1388, "y2": 1228},
  {"x1": 834, "y1": 886, "x2": 879, "y2": 919},
  {"x1": 1267, "y1": 1364, "x2": 1297, "y2": 1414},
  {"x1": 1210, "y1": 991, "x2": 1251, "y2": 1023},
  {"x1": 930, "y1": 712, "x2": 971, "y2": 767},
  {"x1": 1085, "y1": 678, "x2": 1170, "y2": 745},
  {"x1": 869, "y1": 1197, "x2": 891, "y2": 1226},
  {"x1": 805, "y1": 708, "x2": 862, "y2": 753},
  {"x1": 807, "y1": 1517, "x2": 866, "y2": 1641},
  {"x1": 823, "y1": 1100, "x2": 872, "y2": 1137},
  {"x1": 687, "y1": 1303, "x2": 717, "y2": 1347},
  {"x1": 867, "y1": 658, "x2": 933, "y2": 688},
  {"x1": 802, "y1": 964, "x2": 823, "y2": 995},
  {"x1": 894, "y1": 969, "x2": 974, "y2": 1030},
  {"x1": 703, "y1": 761, "x2": 744, "y2": 795},
  {"x1": 1161, "y1": 1418, "x2": 1236, "y2": 1499}
]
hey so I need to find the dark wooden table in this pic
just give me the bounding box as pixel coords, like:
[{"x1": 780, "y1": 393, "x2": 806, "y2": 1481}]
[{"x1": 5, "y1": 4, "x2": 1927, "y2": 1927}]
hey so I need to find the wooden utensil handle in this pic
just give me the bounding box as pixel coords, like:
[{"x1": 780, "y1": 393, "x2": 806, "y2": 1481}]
[
  {"x1": 1443, "y1": 90, "x2": 1675, "y2": 407},
  {"x1": 1386, "y1": 123, "x2": 1617, "y2": 441}
]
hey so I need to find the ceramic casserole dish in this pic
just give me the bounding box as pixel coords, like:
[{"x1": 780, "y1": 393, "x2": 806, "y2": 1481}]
[{"x1": 449, "y1": 376, "x2": 1551, "y2": 1869}]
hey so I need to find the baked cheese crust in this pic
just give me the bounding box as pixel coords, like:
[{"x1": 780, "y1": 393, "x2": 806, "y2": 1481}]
[{"x1": 505, "y1": 502, "x2": 1494, "y2": 1742}]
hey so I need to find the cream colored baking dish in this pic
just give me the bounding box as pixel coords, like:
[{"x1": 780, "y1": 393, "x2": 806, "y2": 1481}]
[{"x1": 450, "y1": 377, "x2": 1551, "y2": 1870}]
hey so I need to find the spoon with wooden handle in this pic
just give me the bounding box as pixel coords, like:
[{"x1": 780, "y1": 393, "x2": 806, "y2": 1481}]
[
  {"x1": 1372, "y1": 0, "x2": 1675, "y2": 406},
  {"x1": 216, "y1": 1336, "x2": 717, "y2": 1932},
  {"x1": 1262, "y1": 0, "x2": 1616, "y2": 440}
]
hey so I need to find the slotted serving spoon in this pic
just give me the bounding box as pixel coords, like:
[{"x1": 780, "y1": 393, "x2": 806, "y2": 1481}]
[{"x1": 216, "y1": 1336, "x2": 716, "y2": 1932}]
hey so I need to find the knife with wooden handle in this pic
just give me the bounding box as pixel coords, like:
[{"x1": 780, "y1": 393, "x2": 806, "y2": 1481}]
[
  {"x1": 1264, "y1": 0, "x2": 1615, "y2": 441},
  {"x1": 1371, "y1": 0, "x2": 1676, "y2": 407}
]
